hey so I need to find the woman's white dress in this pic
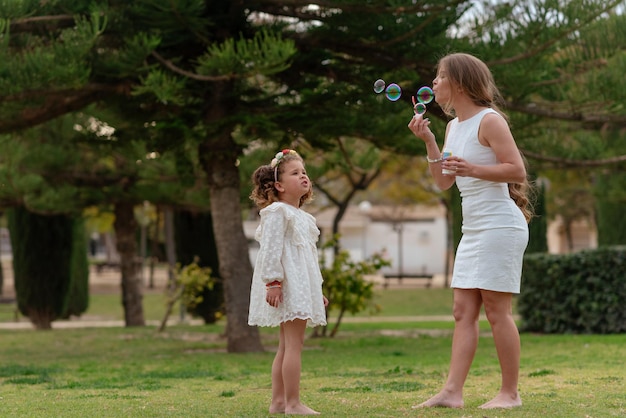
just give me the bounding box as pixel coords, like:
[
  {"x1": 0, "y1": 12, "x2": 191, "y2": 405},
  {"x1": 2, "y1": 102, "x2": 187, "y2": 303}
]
[
  {"x1": 248, "y1": 202, "x2": 327, "y2": 327},
  {"x1": 446, "y1": 108, "x2": 529, "y2": 294}
]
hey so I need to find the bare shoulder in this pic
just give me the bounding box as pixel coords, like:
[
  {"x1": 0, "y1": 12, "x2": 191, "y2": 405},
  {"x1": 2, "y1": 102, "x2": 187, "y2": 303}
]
[
  {"x1": 479, "y1": 111, "x2": 513, "y2": 147},
  {"x1": 481, "y1": 111, "x2": 509, "y2": 131}
]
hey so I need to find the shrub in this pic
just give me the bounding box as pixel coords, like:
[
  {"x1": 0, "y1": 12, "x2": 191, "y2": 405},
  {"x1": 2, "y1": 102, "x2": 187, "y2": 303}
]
[
  {"x1": 518, "y1": 246, "x2": 626, "y2": 334},
  {"x1": 316, "y1": 236, "x2": 390, "y2": 337}
]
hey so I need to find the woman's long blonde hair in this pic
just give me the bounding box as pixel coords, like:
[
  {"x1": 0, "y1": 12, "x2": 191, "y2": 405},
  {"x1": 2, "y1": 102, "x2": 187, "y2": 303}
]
[
  {"x1": 439, "y1": 53, "x2": 533, "y2": 222},
  {"x1": 438, "y1": 52, "x2": 506, "y2": 119}
]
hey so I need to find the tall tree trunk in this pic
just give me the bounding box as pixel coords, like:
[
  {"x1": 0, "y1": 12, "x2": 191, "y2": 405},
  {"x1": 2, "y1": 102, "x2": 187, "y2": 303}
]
[
  {"x1": 114, "y1": 201, "x2": 145, "y2": 326},
  {"x1": 200, "y1": 136, "x2": 263, "y2": 353}
]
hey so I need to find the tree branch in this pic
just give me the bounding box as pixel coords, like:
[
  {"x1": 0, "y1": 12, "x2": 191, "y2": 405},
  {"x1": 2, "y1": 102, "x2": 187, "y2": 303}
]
[
  {"x1": 151, "y1": 51, "x2": 231, "y2": 82},
  {"x1": 0, "y1": 83, "x2": 125, "y2": 134},
  {"x1": 505, "y1": 101, "x2": 626, "y2": 127},
  {"x1": 521, "y1": 149, "x2": 626, "y2": 168},
  {"x1": 487, "y1": 0, "x2": 623, "y2": 67},
  {"x1": 9, "y1": 14, "x2": 76, "y2": 33}
]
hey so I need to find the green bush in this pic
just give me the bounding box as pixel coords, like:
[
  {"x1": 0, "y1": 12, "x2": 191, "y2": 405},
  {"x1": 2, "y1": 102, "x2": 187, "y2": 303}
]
[
  {"x1": 518, "y1": 246, "x2": 626, "y2": 334},
  {"x1": 317, "y1": 236, "x2": 390, "y2": 337}
]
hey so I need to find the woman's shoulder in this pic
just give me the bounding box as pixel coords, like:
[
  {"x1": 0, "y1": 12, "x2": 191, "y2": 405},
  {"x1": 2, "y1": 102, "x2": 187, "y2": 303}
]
[{"x1": 480, "y1": 109, "x2": 509, "y2": 131}]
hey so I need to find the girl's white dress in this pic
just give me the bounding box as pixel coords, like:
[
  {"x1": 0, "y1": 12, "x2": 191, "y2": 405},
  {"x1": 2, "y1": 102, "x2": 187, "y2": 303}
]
[
  {"x1": 446, "y1": 108, "x2": 529, "y2": 294},
  {"x1": 248, "y1": 202, "x2": 327, "y2": 327}
]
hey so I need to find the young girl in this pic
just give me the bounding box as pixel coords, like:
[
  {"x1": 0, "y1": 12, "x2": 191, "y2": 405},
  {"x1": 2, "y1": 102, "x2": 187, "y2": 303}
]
[{"x1": 248, "y1": 149, "x2": 328, "y2": 416}]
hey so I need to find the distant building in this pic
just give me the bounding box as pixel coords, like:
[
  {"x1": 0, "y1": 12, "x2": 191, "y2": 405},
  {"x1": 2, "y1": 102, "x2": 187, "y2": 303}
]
[{"x1": 244, "y1": 203, "x2": 449, "y2": 279}]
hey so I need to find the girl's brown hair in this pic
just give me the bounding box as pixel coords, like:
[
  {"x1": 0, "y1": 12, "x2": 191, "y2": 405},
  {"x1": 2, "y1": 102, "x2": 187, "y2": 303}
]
[{"x1": 249, "y1": 150, "x2": 313, "y2": 209}]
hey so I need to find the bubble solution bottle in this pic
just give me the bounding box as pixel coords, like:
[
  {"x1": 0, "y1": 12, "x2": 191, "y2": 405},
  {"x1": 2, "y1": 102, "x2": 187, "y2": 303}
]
[{"x1": 441, "y1": 148, "x2": 454, "y2": 175}]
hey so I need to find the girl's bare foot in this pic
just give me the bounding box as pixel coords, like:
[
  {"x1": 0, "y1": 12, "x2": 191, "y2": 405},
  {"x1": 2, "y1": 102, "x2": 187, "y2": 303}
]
[
  {"x1": 269, "y1": 400, "x2": 285, "y2": 414},
  {"x1": 479, "y1": 392, "x2": 522, "y2": 409},
  {"x1": 285, "y1": 403, "x2": 320, "y2": 415},
  {"x1": 412, "y1": 390, "x2": 464, "y2": 409}
]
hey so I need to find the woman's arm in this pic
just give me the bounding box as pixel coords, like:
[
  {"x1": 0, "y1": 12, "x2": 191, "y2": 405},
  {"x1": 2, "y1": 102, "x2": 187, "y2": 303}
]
[
  {"x1": 408, "y1": 114, "x2": 456, "y2": 190},
  {"x1": 444, "y1": 113, "x2": 526, "y2": 183}
]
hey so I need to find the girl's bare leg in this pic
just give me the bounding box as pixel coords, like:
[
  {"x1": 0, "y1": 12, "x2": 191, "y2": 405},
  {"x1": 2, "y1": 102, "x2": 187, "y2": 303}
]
[
  {"x1": 479, "y1": 290, "x2": 522, "y2": 409},
  {"x1": 269, "y1": 325, "x2": 286, "y2": 414},
  {"x1": 417, "y1": 288, "x2": 482, "y2": 408},
  {"x1": 282, "y1": 319, "x2": 320, "y2": 415}
]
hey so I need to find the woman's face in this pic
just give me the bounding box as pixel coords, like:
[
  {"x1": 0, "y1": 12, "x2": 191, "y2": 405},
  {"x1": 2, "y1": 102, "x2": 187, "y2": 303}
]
[{"x1": 432, "y1": 65, "x2": 452, "y2": 106}]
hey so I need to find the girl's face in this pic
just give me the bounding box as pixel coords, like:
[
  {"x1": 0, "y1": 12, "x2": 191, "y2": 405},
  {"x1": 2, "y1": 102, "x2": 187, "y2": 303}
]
[{"x1": 276, "y1": 159, "x2": 311, "y2": 203}]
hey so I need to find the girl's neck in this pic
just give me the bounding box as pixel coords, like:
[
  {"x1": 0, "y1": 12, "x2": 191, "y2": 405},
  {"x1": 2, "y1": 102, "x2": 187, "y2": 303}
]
[{"x1": 279, "y1": 197, "x2": 300, "y2": 208}]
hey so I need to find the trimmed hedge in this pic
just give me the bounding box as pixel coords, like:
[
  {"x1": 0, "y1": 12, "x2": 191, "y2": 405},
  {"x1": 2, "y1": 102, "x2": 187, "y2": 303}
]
[{"x1": 518, "y1": 246, "x2": 626, "y2": 334}]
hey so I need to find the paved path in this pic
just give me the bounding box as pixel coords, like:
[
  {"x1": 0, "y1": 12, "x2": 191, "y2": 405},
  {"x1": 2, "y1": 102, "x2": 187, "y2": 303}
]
[
  {"x1": 0, "y1": 316, "x2": 462, "y2": 330},
  {"x1": 0, "y1": 263, "x2": 460, "y2": 330}
]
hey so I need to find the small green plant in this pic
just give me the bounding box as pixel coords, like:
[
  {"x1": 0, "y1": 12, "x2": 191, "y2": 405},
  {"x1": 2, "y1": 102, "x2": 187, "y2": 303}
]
[
  {"x1": 316, "y1": 235, "x2": 390, "y2": 337},
  {"x1": 158, "y1": 258, "x2": 212, "y2": 332}
]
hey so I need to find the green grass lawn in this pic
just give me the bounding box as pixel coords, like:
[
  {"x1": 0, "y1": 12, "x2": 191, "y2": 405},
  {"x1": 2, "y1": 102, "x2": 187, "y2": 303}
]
[
  {"x1": 0, "y1": 287, "x2": 624, "y2": 417},
  {"x1": 0, "y1": 325, "x2": 624, "y2": 417}
]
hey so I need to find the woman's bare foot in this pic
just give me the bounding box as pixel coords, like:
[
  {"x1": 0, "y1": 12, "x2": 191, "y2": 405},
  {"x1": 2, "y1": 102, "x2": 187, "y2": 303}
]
[
  {"x1": 412, "y1": 390, "x2": 464, "y2": 409},
  {"x1": 285, "y1": 403, "x2": 320, "y2": 415},
  {"x1": 479, "y1": 392, "x2": 522, "y2": 409}
]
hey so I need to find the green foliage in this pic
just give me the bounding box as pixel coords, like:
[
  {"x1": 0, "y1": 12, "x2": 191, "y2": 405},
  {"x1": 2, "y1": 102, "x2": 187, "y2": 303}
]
[
  {"x1": 6, "y1": 206, "x2": 74, "y2": 329},
  {"x1": 318, "y1": 236, "x2": 390, "y2": 337},
  {"x1": 62, "y1": 217, "x2": 89, "y2": 319},
  {"x1": 518, "y1": 247, "x2": 626, "y2": 334},
  {"x1": 158, "y1": 258, "x2": 212, "y2": 332},
  {"x1": 173, "y1": 210, "x2": 224, "y2": 324},
  {"x1": 0, "y1": 13, "x2": 105, "y2": 94},
  {"x1": 96, "y1": 33, "x2": 161, "y2": 79},
  {"x1": 595, "y1": 172, "x2": 626, "y2": 246},
  {"x1": 171, "y1": 259, "x2": 213, "y2": 310},
  {"x1": 527, "y1": 180, "x2": 548, "y2": 253},
  {"x1": 133, "y1": 69, "x2": 187, "y2": 105},
  {"x1": 196, "y1": 29, "x2": 296, "y2": 77}
]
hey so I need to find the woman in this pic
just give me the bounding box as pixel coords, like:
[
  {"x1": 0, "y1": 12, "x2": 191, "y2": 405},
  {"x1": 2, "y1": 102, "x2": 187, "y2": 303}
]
[{"x1": 408, "y1": 53, "x2": 532, "y2": 409}]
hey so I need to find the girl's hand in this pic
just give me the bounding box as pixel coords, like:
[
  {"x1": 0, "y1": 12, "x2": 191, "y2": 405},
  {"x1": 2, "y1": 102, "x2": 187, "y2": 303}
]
[
  {"x1": 266, "y1": 287, "x2": 283, "y2": 307},
  {"x1": 323, "y1": 296, "x2": 329, "y2": 307}
]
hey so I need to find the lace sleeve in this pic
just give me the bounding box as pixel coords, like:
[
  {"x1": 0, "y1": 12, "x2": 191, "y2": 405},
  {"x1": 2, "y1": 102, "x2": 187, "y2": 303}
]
[{"x1": 256, "y1": 205, "x2": 289, "y2": 284}]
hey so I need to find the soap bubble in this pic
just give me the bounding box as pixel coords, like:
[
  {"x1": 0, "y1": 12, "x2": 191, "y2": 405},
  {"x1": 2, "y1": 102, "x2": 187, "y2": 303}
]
[
  {"x1": 385, "y1": 83, "x2": 402, "y2": 101},
  {"x1": 413, "y1": 102, "x2": 427, "y2": 115},
  {"x1": 373, "y1": 79, "x2": 386, "y2": 94},
  {"x1": 416, "y1": 86, "x2": 434, "y2": 104}
]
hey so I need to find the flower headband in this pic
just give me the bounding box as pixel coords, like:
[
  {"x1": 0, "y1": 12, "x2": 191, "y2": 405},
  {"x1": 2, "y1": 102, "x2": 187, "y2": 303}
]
[{"x1": 271, "y1": 149, "x2": 298, "y2": 182}]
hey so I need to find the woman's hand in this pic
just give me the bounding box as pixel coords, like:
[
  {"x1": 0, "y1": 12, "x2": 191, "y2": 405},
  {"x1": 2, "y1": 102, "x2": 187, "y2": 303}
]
[
  {"x1": 323, "y1": 296, "x2": 329, "y2": 307},
  {"x1": 407, "y1": 98, "x2": 435, "y2": 143},
  {"x1": 442, "y1": 156, "x2": 474, "y2": 177}
]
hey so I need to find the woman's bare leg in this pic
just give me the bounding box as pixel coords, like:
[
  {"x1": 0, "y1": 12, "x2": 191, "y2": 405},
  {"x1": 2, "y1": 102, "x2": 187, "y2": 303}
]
[
  {"x1": 282, "y1": 319, "x2": 320, "y2": 415},
  {"x1": 417, "y1": 288, "x2": 482, "y2": 408},
  {"x1": 269, "y1": 325, "x2": 286, "y2": 414},
  {"x1": 479, "y1": 290, "x2": 522, "y2": 409}
]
